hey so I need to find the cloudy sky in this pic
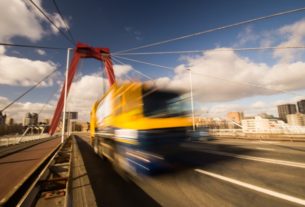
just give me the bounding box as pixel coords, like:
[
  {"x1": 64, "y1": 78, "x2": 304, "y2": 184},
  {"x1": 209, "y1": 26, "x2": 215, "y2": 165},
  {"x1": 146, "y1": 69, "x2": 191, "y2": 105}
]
[{"x1": 1, "y1": 0, "x2": 305, "y2": 122}]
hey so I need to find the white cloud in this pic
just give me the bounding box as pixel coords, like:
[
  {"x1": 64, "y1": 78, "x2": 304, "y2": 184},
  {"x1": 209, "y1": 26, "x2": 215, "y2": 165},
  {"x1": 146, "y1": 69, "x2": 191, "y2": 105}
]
[
  {"x1": 113, "y1": 64, "x2": 132, "y2": 78},
  {"x1": 250, "y1": 101, "x2": 266, "y2": 108},
  {"x1": 49, "y1": 13, "x2": 69, "y2": 34},
  {"x1": 289, "y1": 95, "x2": 305, "y2": 103},
  {"x1": 0, "y1": 0, "x2": 44, "y2": 42},
  {"x1": 0, "y1": 56, "x2": 58, "y2": 86},
  {"x1": 269, "y1": 19, "x2": 305, "y2": 63},
  {"x1": 0, "y1": 0, "x2": 69, "y2": 43},
  {"x1": 273, "y1": 95, "x2": 305, "y2": 106},
  {"x1": 0, "y1": 64, "x2": 134, "y2": 122},
  {"x1": 65, "y1": 63, "x2": 135, "y2": 121},
  {"x1": 66, "y1": 74, "x2": 108, "y2": 121},
  {"x1": 235, "y1": 26, "x2": 259, "y2": 47},
  {"x1": 205, "y1": 100, "x2": 278, "y2": 118},
  {"x1": 0, "y1": 75, "x2": 104, "y2": 123},
  {"x1": 0, "y1": 0, "x2": 68, "y2": 88},
  {"x1": 36, "y1": 49, "x2": 46, "y2": 55},
  {"x1": 0, "y1": 96, "x2": 55, "y2": 123},
  {"x1": 260, "y1": 31, "x2": 274, "y2": 48},
  {"x1": 208, "y1": 103, "x2": 244, "y2": 117},
  {"x1": 234, "y1": 19, "x2": 305, "y2": 63},
  {"x1": 154, "y1": 48, "x2": 305, "y2": 102}
]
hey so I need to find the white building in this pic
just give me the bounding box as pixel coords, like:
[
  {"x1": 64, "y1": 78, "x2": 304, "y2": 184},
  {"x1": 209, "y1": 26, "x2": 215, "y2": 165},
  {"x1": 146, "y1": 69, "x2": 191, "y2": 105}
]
[
  {"x1": 241, "y1": 116, "x2": 286, "y2": 133},
  {"x1": 287, "y1": 113, "x2": 305, "y2": 126}
]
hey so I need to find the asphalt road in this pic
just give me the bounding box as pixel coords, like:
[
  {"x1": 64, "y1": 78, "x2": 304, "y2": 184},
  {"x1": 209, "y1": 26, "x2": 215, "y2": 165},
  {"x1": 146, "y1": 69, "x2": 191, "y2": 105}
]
[
  {"x1": 75, "y1": 136, "x2": 160, "y2": 207},
  {"x1": 76, "y1": 135, "x2": 305, "y2": 207}
]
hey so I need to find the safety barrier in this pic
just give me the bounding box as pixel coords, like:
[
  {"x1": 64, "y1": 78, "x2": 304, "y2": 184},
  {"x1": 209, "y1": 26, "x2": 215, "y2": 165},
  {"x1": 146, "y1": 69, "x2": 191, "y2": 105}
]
[{"x1": 0, "y1": 134, "x2": 50, "y2": 147}]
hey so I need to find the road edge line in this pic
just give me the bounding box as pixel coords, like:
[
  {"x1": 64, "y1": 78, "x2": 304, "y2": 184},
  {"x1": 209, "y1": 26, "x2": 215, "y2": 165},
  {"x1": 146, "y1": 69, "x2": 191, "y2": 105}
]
[{"x1": 195, "y1": 169, "x2": 305, "y2": 206}]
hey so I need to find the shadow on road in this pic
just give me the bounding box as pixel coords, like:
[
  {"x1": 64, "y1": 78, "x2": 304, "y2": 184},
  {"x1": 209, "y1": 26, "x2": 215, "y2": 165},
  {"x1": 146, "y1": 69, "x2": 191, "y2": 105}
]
[
  {"x1": 148, "y1": 140, "x2": 254, "y2": 176},
  {"x1": 75, "y1": 136, "x2": 161, "y2": 207},
  {"x1": 273, "y1": 144, "x2": 305, "y2": 153}
]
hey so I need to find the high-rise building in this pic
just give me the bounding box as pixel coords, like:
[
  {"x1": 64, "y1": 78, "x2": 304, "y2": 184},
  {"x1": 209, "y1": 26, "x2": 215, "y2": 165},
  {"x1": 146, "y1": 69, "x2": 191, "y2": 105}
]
[
  {"x1": 61, "y1": 112, "x2": 78, "y2": 132},
  {"x1": 5, "y1": 118, "x2": 14, "y2": 126},
  {"x1": 31, "y1": 113, "x2": 38, "y2": 125},
  {"x1": 23, "y1": 113, "x2": 39, "y2": 126},
  {"x1": 287, "y1": 113, "x2": 305, "y2": 126},
  {"x1": 23, "y1": 113, "x2": 32, "y2": 126},
  {"x1": 62, "y1": 112, "x2": 78, "y2": 120},
  {"x1": 297, "y1": 100, "x2": 305, "y2": 114},
  {"x1": 227, "y1": 112, "x2": 244, "y2": 124},
  {"x1": 277, "y1": 104, "x2": 297, "y2": 122},
  {"x1": 0, "y1": 111, "x2": 6, "y2": 126}
]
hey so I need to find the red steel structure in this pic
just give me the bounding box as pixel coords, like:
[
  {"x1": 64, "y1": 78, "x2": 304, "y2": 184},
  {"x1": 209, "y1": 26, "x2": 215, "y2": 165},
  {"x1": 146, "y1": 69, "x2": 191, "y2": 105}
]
[{"x1": 49, "y1": 42, "x2": 115, "y2": 135}]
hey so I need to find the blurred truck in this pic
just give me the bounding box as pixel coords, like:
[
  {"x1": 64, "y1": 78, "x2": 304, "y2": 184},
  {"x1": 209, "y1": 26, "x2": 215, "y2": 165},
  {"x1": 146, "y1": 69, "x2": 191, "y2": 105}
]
[{"x1": 90, "y1": 82, "x2": 193, "y2": 174}]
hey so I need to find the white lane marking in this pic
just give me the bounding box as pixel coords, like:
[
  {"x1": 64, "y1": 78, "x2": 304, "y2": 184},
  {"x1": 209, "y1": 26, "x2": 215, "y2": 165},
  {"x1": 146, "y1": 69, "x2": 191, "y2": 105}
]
[
  {"x1": 195, "y1": 169, "x2": 305, "y2": 206},
  {"x1": 255, "y1": 147, "x2": 275, "y2": 151},
  {"x1": 258, "y1": 141, "x2": 281, "y2": 144},
  {"x1": 199, "y1": 149, "x2": 305, "y2": 169},
  {"x1": 226, "y1": 145, "x2": 276, "y2": 152},
  {"x1": 210, "y1": 140, "x2": 282, "y2": 145}
]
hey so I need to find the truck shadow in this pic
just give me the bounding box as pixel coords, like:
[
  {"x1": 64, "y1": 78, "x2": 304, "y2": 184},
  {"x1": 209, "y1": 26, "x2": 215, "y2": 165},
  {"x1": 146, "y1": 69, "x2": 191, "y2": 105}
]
[
  {"x1": 147, "y1": 139, "x2": 255, "y2": 176},
  {"x1": 74, "y1": 135, "x2": 161, "y2": 207}
]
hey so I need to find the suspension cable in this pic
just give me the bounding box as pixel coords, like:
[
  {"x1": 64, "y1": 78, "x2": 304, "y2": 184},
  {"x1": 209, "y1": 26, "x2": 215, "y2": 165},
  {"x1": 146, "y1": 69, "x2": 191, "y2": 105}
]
[
  {"x1": 114, "y1": 45, "x2": 305, "y2": 56},
  {"x1": 113, "y1": 7, "x2": 305, "y2": 54},
  {"x1": 51, "y1": 0, "x2": 76, "y2": 43},
  {"x1": 27, "y1": 0, "x2": 75, "y2": 45},
  {"x1": 112, "y1": 56, "x2": 153, "y2": 80},
  {"x1": 113, "y1": 55, "x2": 174, "y2": 71},
  {"x1": 111, "y1": 57, "x2": 133, "y2": 82},
  {"x1": 1, "y1": 69, "x2": 58, "y2": 112},
  {"x1": 38, "y1": 83, "x2": 60, "y2": 116},
  {"x1": 0, "y1": 42, "x2": 67, "y2": 50}
]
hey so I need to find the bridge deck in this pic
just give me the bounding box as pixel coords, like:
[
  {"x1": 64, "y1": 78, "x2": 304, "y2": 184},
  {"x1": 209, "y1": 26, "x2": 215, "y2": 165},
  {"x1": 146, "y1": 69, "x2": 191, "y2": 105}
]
[{"x1": 0, "y1": 138, "x2": 60, "y2": 204}]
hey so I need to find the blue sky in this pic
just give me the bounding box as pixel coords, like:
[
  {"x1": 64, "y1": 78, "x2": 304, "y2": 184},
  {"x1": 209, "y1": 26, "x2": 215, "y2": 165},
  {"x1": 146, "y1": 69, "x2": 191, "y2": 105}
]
[{"x1": 1, "y1": 0, "x2": 305, "y2": 121}]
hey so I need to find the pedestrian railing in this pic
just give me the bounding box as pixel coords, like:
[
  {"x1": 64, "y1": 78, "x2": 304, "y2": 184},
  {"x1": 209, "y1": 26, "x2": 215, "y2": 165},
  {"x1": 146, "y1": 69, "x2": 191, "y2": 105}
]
[{"x1": 0, "y1": 134, "x2": 50, "y2": 147}]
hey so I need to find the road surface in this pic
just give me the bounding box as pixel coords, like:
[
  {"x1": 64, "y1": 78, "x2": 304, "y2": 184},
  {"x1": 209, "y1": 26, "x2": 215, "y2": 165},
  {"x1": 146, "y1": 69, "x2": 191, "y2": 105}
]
[
  {"x1": 75, "y1": 136, "x2": 160, "y2": 207},
  {"x1": 76, "y1": 135, "x2": 305, "y2": 207}
]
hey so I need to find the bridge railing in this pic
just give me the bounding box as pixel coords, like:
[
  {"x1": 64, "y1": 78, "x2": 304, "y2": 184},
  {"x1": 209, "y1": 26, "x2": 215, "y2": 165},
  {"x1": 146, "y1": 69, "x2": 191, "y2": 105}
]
[
  {"x1": 208, "y1": 128, "x2": 305, "y2": 141},
  {"x1": 208, "y1": 128, "x2": 305, "y2": 135},
  {"x1": 0, "y1": 134, "x2": 50, "y2": 147}
]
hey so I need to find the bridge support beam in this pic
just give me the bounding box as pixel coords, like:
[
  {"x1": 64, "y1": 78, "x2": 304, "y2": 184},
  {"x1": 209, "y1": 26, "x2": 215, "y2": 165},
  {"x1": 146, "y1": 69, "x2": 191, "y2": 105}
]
[{"x1": 49, "y1": 43, "x2": 115, "y2": 135}]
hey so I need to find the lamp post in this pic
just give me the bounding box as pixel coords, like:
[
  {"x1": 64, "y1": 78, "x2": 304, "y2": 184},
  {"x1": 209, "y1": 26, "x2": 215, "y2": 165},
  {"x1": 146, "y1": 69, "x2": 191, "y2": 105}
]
[
  {"x1": 187, "y1": 68, "x2": 196, "y2": 131},
  {"x1": 61, "y1": 48, "x2": 72, "y2": 143}
]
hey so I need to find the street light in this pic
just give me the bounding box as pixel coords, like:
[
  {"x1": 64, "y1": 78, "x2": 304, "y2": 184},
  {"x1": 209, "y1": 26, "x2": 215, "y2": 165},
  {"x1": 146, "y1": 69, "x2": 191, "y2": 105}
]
[
  {"x1": 187, "y1": 68, "x2": 196, "y2": 131},
  {"x1": 61, "y1": 48, "x2": 73, "y2": 143}
]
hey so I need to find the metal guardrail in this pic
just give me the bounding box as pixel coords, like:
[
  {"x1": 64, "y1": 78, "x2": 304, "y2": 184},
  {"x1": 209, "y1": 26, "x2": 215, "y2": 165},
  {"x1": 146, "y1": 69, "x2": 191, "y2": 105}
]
[
  {"x1": 208, "y1": 129, "x2": 305, "y2": 142},
  {"x1": 0, "y1": 134, "x2": 50, "y2": 147},
  {"x1": 0, "y1": 139, "x2": 62, "y2": 206},
  {"x1": 209, "y1": 128, "x2": 305, "y2": 134},
  {"x1": 9, "y1": 137, "x2": 73, "y2": 207}
]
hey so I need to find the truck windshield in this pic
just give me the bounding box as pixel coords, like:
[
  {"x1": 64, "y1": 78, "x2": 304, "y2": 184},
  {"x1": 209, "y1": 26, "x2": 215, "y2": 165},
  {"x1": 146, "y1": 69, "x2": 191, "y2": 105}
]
[{"x1": 142, "y1": 88, "x2": 190, "y2": 118}]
